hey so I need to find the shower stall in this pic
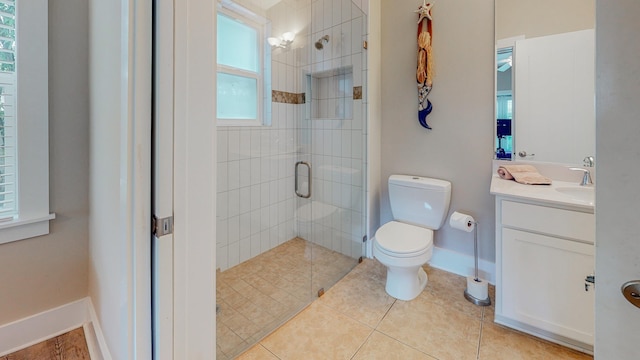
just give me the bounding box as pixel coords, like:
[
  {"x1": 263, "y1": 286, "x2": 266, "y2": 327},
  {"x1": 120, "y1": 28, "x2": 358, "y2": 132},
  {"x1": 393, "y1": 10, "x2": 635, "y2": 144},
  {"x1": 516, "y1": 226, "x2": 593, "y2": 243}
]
[{"x1": 215, "y1": 0, "x2": 368, "y2": 358}]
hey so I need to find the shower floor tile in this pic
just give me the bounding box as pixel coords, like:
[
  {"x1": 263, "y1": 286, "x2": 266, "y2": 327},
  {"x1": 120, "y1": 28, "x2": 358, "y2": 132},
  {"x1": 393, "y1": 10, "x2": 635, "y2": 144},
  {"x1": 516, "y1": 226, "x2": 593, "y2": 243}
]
[
  {"x1": 236, "y1": 259, "x2": 594, "y2": 360},
  {"x1": 216, "y1": 237, "x2": 357, "y2": 360}
]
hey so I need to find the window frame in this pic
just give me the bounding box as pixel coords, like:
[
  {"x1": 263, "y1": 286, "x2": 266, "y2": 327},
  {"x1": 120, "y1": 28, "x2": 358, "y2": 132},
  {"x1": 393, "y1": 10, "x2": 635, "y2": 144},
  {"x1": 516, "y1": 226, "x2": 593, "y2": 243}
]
[
  {"x1": 0, "y1": 0, "x2": 54, "y2": 245},
  {"x1": 216, "y1": 3, "x2": 270, "y2": 127}
]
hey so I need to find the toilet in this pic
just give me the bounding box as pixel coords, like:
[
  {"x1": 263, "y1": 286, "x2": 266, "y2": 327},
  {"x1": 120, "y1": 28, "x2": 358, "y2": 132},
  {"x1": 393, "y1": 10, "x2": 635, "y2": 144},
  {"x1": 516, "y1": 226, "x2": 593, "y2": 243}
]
[{"x1": 373, "y1": 175, "x2": 451, "y2": 301}]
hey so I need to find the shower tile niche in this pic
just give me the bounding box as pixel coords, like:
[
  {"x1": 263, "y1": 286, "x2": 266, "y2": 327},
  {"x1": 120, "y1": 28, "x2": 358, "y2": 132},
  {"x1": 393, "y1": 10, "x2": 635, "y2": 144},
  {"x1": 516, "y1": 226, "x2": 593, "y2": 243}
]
[{"x1": 308, "y1": 67, "x2": 353, "y2": 120}]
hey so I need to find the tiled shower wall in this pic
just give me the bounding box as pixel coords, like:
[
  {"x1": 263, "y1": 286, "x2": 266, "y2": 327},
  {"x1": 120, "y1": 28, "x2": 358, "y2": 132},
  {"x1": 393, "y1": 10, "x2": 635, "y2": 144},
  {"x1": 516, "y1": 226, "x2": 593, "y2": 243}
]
[
  {"x1": 215, "y1": 107, "x2": 299, "y2": 271},
  {"x1": 217, "y1": 0, "x2": 368, "y2": 271},
  {"x1": 296, "y1": 0, "x2": 367, "y2": 259}
]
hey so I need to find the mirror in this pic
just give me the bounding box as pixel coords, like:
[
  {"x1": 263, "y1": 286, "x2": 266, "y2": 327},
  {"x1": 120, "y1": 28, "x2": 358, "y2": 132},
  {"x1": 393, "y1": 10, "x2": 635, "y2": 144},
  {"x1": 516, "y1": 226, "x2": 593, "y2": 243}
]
[{"x1": 495, "y1": 0, "x2": 595, "y2": 164}]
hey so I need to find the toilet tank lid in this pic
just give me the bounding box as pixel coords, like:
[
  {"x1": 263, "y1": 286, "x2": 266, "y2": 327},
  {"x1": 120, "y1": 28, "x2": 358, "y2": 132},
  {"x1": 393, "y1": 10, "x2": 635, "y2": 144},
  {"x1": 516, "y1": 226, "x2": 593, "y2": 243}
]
[{"x1": 389, "y1": 175, "x2": 451, "y2": 191}]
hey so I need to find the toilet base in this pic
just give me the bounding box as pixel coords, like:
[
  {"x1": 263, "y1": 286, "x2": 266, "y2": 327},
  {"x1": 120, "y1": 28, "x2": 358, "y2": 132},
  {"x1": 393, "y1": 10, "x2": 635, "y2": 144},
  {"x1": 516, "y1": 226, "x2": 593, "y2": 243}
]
[{"x1": 385, "y1": 265, "x2": 428, "y2": 301}]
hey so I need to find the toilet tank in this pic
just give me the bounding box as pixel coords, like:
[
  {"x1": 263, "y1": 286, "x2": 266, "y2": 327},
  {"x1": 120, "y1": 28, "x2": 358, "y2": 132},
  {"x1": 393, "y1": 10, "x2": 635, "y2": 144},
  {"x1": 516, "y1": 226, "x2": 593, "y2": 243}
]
[{"x1": 388, "y1": 175, "x2": 451, "y2": 229}]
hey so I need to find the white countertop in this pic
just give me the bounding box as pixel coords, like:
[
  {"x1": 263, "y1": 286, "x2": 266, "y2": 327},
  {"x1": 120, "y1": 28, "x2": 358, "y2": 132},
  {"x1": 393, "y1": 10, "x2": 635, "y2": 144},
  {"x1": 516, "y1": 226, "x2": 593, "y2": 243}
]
[{"x1": 490, "y1": 175, "x2": 595, "y2": 213}]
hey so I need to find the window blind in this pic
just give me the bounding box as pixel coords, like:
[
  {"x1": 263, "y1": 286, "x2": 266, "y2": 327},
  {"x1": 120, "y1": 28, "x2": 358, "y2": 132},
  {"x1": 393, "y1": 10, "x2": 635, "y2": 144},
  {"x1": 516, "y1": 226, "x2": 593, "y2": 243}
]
[{"x1": 0, "y1": 0, "x2": 16, "y2": 220}]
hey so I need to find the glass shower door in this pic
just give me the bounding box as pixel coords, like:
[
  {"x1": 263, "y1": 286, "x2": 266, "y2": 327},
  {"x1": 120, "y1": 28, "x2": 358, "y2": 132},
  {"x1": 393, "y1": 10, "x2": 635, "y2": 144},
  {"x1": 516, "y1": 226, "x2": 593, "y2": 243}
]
[
  {"x1": 215, "y1": 1, "x2": 368, "y2": 358},
  {"x1": 295, "y1": 3, "x2": 368, "y2": 299}
]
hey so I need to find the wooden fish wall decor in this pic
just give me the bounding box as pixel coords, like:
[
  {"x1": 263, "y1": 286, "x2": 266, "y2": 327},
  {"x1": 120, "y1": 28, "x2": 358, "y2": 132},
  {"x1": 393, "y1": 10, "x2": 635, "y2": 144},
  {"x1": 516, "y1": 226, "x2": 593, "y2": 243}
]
[{"x1": 415, "y1": 1, "x2": 434, "y2": 129}]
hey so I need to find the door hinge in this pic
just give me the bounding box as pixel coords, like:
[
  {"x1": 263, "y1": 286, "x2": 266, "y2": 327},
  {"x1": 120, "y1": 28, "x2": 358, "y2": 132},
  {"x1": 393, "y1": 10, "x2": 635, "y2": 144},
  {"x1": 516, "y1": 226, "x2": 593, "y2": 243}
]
[
  {"x1": 585, "y1": 274, "x2": 595, "y2": 291},
  {"x1": 152, "y1": 215, "x2": 174, "y2": 237}
]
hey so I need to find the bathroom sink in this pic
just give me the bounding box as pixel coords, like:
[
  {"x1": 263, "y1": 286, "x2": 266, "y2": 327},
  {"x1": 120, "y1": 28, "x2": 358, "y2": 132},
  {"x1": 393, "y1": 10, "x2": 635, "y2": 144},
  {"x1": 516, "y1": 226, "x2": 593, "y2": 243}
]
[{"x1": 555, "y1": 186, "x2": 595, "y2": 205}]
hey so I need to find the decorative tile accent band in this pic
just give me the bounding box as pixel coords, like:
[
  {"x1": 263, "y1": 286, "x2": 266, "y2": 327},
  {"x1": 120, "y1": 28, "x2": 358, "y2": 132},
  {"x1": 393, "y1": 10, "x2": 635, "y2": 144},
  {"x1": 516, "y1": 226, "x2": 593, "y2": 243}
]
[
  {"x1": 273, "y1": 89, "x2": 363, "y2": 103},
  {"x1": 353, "y1": 86, "x2": 362, "y2": 100},
  {"x1": 272, "y1": 90, "x2": 306, "y2": 104}
]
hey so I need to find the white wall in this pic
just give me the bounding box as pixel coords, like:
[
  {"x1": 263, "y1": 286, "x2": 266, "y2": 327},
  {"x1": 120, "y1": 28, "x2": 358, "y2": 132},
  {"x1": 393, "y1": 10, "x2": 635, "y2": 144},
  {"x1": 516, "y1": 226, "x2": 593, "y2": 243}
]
[
  {"x1": 0, "y1": 0, "x2": 89, "y2": 326},
  {"x1": 88, "y1": 0, "x2": 151, "y2": 358},
  {"x1": 594, "y1": 1, "x2": 640, "y2": 358},
  {"x1": 379, "y1": 0, "x2": 495, "y2": 262},
  {"x1": 496, "y1": 0, "x2": 594, "y2": 40},
  {"x1": 88, "y1": 1, "x2": 127, "y2": 357},
  {"x1": 172, "y1": 0, "x2": 217, "y2": 355}
]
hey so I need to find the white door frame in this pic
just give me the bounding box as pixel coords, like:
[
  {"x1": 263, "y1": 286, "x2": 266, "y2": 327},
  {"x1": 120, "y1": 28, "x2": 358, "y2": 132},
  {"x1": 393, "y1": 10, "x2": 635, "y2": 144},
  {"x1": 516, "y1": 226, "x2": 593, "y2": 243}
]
[
  {"x1": 129, "y1": 0, "x2": 153, "y2": 357},
  {"x1": 90, "y1": 0, "x2": 153, "y2": 357},
  {"x1": 153, "y1": 0, "x2": 217, "y2": 358},
  {"x1": 152, "y1": 0, "x2": 175, "y2": 357}
]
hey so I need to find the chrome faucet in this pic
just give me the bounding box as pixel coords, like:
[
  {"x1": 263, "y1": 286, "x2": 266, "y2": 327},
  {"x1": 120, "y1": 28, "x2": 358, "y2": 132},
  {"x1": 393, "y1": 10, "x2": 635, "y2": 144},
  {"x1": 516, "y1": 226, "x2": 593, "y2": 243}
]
[
  {"x1": 583, "y1": 156, "x2": 595, "y2": 167},
  {"x1": 570, "y1": 167, "x2": 593, "y2": 186}
]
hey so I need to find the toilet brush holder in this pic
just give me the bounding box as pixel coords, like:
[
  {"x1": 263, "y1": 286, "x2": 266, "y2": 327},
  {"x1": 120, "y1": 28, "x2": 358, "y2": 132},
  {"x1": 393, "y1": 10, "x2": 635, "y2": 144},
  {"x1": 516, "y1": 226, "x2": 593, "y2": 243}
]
[{"x1": 464, "y1": 220, "x2": 491, "y2": 306}]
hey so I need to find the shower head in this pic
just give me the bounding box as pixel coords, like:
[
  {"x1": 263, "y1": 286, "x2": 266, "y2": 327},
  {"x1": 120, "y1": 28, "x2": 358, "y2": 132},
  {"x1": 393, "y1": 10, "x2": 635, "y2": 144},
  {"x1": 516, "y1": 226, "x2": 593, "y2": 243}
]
[{"x1": 315, "y1": 35, "x2": 329, "y2": 50}]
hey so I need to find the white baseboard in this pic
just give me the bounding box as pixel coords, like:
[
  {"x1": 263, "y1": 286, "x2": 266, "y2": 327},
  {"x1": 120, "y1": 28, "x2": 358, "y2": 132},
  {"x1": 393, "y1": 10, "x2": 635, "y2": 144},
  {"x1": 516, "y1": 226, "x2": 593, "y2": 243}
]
[
  {"x1": 366, "y1": 239, "x2": 495, "y2": 284},
  {"x1": 0, "y1": 297, "x2": 111, "y2": 359},
  {"x1": 430, "y1": 246, "x2": 496, "y2": 284},
  {"x1": 84, "y1": 297, "x2": 112, "y2": 360}
]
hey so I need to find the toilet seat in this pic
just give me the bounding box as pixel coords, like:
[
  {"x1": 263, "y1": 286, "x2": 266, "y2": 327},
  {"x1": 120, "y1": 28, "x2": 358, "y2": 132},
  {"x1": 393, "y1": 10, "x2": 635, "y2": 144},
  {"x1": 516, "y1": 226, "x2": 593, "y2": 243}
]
[{"x1": 374, "y1": 221, "x2": 433, "y2": 257}]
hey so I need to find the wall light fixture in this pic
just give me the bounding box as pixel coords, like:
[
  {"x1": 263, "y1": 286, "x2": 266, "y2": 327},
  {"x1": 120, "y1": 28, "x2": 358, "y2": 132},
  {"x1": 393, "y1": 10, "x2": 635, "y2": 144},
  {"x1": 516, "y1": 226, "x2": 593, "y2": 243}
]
[{"x1": 268, "y1": 31, "x2": 295, "y2": 49}]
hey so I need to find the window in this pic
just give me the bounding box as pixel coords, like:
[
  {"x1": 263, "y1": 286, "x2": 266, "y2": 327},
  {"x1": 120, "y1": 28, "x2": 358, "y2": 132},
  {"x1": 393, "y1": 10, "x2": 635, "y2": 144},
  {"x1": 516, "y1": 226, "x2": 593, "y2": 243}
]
[
  {"x1": 496, "y1": 92, "x2": 512, "y2": 119},
  {"x1": 0, "y1": 1, "x2": 16, "y2": 219},
  {"x1": 216, "y1": 3, "x2": 270, "y2": 126},
  {"x1": 0, "y1": 0, "x2": 53, "y2": 244}
]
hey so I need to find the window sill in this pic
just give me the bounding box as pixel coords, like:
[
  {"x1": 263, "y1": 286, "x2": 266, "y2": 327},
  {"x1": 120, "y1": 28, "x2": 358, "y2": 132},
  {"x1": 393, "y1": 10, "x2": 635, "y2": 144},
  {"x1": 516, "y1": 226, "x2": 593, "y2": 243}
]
[
  {"x1": 0, "y1": 213, "x2": 57, "y2": 245},
  {"x1": 217, "y1": 119, "x2": 264, "y2": 127}
]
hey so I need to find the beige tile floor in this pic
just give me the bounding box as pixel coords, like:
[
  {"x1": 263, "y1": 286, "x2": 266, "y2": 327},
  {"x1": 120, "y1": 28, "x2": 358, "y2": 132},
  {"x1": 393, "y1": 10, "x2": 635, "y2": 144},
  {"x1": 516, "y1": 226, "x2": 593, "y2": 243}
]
[
  {"x1": 216, "y1": 238, "x2": 359, "y2": 359},
  {"x1": 237, "y1": 259, "x2": 594, "y2": 360}
]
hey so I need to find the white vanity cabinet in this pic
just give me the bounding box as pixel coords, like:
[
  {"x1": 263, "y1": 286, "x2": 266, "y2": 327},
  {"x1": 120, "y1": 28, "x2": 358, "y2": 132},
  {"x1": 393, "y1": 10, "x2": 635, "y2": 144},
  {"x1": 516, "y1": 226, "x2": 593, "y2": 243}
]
[{"x1": 495, "y1": 198, "x2": 595, "y2": 353}]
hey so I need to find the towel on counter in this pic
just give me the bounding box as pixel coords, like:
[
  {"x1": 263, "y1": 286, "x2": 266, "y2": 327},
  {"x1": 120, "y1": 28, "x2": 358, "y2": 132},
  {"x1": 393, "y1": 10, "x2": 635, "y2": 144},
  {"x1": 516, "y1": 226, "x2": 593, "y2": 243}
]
[{"x1": 497, "y1": 165, "x2": 552, "y2": 185}]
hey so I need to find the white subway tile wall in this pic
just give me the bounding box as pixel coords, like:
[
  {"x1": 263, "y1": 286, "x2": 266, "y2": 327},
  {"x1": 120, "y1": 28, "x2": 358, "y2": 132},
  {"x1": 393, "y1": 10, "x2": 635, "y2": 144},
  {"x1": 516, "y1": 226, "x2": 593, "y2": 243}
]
[{"x1": 217, "y1": 0, "x2": 368, "y2": 271}]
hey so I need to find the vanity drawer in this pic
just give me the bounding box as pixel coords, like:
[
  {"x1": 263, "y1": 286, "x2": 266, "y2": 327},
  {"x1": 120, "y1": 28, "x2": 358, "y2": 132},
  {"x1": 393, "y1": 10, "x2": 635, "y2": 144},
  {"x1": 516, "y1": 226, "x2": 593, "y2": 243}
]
[{"x1": 501, "y1": 200, "x2": 595, "y2": 243}]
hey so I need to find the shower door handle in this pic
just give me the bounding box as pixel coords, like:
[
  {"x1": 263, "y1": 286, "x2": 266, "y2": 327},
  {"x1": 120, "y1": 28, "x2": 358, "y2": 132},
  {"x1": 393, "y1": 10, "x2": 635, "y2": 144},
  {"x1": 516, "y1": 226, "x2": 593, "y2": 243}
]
[{"x1": 295, "y1": 161, "x2": 311, "y2": 198}]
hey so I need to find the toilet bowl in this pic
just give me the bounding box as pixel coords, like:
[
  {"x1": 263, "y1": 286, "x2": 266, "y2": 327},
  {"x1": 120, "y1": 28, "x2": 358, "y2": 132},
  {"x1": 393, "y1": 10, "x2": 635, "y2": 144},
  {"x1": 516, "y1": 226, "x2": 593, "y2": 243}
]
[
  {"x1": 373, "y1": 175, "x2": 451, "y2": 301},
  {"x1": 374, "y1": 221, "x2": 434, "y2": 300}
]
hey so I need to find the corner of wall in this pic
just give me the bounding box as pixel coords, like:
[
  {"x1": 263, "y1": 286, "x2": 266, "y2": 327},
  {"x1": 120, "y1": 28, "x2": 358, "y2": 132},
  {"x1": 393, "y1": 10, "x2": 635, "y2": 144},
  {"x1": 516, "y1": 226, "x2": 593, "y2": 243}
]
[{"x1": 366, "y1": 0, "x2": 382, "y2": 241}]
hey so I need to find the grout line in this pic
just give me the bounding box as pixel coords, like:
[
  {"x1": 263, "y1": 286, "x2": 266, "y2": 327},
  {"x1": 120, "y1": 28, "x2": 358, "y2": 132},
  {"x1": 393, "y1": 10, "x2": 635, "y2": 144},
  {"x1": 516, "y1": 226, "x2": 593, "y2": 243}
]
[
  {"x1": 477, "y1": 316, "x2": 485, "y2": 360},
  {"x1": 260, "y1": 343, "x2": 282, "y2": 360},
  {"x1": 373, "y1": 298, "x2": 396, "y2": 330},
  {"x1": 348, "y1": 328, "x2": 376, "y2": 360},
  {"x1": 372, "y1": 329, "x2": 438, "y2": 360}
]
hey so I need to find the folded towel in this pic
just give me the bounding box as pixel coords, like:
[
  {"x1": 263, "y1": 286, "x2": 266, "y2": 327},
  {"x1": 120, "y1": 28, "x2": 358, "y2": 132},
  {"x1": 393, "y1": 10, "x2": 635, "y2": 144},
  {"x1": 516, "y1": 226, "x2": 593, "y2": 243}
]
[
  {"x1": 497, "y1": 167, "x2": 513, "y2": 180},
  {"x1": 497, "y1": 165, "x2": 552, "y2": 185}
]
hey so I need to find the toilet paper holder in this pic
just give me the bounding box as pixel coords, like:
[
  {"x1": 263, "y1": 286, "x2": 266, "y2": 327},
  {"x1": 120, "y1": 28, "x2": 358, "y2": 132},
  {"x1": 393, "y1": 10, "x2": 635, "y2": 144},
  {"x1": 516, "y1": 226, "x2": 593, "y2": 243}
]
[
  {"x1": 450, "y1": 212, "x2": 491, "y2": 306},
  {"x1": 464, "y1": 219, "x2": 491, "y2": 306}
]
